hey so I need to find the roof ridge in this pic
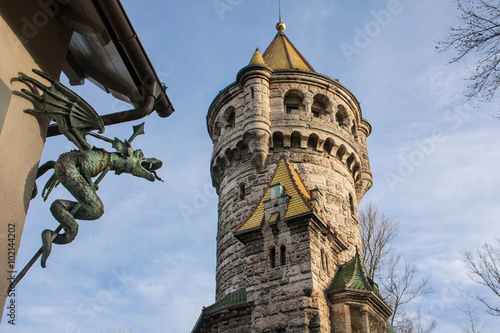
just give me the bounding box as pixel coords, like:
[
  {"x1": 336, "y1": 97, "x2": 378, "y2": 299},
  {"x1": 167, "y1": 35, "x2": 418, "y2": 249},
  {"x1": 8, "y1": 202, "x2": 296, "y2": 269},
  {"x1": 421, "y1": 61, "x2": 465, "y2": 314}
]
[
  {"x1": 282, "y1": 34, "x2": 315, "y2": 72},
  {"x1": 283, "y1": 159, "x2": 313, "y2": 211},
  {"x1": 266, "y1": 33, "x2": 280, "y2": 67},
  {"x1": 281, "y1": 34, "x2": 294, "y2": 69}
]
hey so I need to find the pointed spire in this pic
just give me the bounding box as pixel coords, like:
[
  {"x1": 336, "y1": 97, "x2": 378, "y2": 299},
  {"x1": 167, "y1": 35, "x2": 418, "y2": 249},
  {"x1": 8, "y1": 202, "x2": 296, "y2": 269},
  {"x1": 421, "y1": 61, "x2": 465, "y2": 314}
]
[
  {"x1": 248, "y1": 48, "x2": 267, "y2": 66},
  {"x1": 279, "y1": 0, "x2": 282, "y2": 22},
  {"x1": 276, "y1": 0, "x2": 286, "y2": 33}
]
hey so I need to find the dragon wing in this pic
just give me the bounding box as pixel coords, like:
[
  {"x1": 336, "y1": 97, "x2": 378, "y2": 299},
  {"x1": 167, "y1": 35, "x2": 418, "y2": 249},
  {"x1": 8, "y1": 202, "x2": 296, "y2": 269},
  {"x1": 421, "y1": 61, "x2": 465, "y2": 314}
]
[{"x1": 19, "y1": 69, "x2": 105, "y2": 151}]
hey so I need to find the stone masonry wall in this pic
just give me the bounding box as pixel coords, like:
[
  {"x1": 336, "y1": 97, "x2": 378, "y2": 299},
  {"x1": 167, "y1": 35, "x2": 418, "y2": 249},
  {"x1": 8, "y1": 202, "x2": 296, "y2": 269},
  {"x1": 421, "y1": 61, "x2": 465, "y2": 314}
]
[{"x1": 207, "y1": 67, "x2": 374, "y2": 332}]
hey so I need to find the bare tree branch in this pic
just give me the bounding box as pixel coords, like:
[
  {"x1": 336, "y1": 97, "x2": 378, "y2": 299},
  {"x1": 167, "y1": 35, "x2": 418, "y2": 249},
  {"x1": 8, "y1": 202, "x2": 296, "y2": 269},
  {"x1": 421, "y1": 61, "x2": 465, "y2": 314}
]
[
  {"x1": 358, "y1": 203, "x2": 435, "y2": 332},
  {"x1": 456, "y1": 290, "x2": 490, "y2": 333},
  {"x1": 359, "y1": 202, "x2": 399, "y2": 280},
  {"x1": 464, "y1": 239, "x2": 500, "y2": 316},
  {"x1": 437, "y1": 0, "x2": 500, "y2": 105},
  {"x1": 382, "y1": 255, "x2": 433, "y2": 329}
]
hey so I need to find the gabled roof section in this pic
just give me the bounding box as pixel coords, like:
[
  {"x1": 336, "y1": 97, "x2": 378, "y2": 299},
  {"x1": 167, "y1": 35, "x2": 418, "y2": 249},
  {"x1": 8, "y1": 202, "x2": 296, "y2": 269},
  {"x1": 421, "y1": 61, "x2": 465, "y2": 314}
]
[
  {"x1": 261, "y1": 23, "x2": 315, "y2": 72},
  {"x1": 234, "y1": 158, "x2": 313, "y2": 235}
]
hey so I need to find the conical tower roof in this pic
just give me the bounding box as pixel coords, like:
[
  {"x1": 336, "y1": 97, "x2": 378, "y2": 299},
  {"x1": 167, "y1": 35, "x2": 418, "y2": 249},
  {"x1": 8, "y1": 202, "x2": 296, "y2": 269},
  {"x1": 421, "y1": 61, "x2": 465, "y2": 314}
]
[
  {"x1": 260, "y1": 21, "x2": 315, "y2": 72},
  {"x1": 248, "y1": 48, "x2": 267, "y2": 66}
]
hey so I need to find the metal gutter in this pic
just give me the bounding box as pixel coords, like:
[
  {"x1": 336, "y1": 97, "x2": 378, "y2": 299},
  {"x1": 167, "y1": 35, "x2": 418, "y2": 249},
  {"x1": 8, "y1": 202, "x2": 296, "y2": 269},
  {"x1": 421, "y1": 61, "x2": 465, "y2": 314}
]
[{"x1": 48, "y1": 0, "x2": 173, "y2": 137}]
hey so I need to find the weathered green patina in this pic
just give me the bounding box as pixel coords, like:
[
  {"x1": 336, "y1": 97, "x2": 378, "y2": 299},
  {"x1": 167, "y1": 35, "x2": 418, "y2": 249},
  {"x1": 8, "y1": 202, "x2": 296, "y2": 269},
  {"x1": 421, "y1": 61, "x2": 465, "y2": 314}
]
[{"x1": 19, "y1": 69, "x2": 163, "y2": 268}]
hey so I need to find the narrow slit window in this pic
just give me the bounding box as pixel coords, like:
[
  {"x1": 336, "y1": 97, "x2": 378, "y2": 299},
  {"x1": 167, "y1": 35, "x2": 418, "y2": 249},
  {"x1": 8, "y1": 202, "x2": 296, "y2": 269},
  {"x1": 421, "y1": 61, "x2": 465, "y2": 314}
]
[
  {"x1": 239, "y1": 183, "x2": 246, "y2": 200},
  {"x1": 321, "y1": 250, "x2": 325, "y2": 270},
  {"x1": 270, "y1": 247, "x2": 276, "y2": 268},
  {"x1": 280, "y1": 245, "x2": 287, "y2": 266},
  {"x1": 349, "y1": 193, "x2": 355, "y2": 216}
]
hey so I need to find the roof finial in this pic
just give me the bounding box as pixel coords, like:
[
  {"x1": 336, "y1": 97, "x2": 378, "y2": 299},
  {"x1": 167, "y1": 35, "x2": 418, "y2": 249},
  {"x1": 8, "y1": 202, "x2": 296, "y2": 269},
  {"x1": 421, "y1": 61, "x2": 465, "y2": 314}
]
[{"x1": 276, "y1": 0, "x2": 286, "y2": 32}]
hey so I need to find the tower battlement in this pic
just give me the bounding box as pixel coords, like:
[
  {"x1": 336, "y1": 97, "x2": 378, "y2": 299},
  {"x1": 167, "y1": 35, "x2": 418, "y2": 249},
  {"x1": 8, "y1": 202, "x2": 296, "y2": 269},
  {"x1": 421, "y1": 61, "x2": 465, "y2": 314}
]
[{"x1": 208, "y1": 67, "x2": 373, "y2": 201}]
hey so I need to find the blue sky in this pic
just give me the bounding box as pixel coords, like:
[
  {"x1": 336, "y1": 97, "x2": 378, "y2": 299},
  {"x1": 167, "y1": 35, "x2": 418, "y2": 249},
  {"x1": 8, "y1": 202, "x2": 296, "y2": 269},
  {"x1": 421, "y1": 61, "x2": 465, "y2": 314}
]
[{"x1": 4, "y1": 0, "x2": 500, "y2": 332}]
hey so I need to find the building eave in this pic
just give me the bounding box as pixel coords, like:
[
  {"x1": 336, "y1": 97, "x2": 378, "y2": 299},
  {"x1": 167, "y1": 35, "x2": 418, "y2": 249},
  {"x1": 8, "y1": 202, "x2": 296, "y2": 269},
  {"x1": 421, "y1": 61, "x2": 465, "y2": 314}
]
[{"x1": 48, "y1": 0, "x2": 174, "y2": 137}]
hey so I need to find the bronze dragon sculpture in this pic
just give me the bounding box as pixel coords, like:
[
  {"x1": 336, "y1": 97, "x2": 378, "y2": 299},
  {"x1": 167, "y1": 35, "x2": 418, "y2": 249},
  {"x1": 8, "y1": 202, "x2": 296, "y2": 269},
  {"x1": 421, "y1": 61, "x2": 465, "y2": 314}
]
[{"x1": 19, "y1": 69, "x2": 163, "y2": 268}]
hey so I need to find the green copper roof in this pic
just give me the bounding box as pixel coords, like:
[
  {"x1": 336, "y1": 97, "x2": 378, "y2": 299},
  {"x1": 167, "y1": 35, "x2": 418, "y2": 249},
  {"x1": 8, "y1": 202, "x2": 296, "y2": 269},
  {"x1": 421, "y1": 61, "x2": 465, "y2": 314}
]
[
  {"x1": 329, "y1": 248, "x2": 373, "y2": 291},
  {"x1": 386, "y1": 321, "x2": 396, "y2": 333},
  {"x1": 328, "y1": 248, "x2": 392, "y2": 313},
  {"x1": 203, "y1": 289, "x2": 247, "y2": 313}
]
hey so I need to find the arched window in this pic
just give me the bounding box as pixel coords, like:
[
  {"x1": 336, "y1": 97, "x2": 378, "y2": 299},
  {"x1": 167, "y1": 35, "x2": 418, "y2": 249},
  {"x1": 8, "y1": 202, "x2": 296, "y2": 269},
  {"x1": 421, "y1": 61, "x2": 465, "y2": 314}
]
[
  {"x1": 355, "y1": 173, "x2": 361, "y2": 184},
  {"x1": 336, "y1": 145, "x2": 346, "y2": 161},
  {"x1": 284, "y1": 89, "x2": 304, "y2": 114},
  {"x1": 351, "y1": 124, "x2": 358, "y2": 139},
  {"x1": 346, "y1": 153, "x2": 355, "y2": 170},
  {"x1": 273, "y1": 132, "x2": 284, "y2": 149},
  {"x1": 223, "y1": 106, "x2": 236, "y2": 128},
  {"x1": 311, "y1": 94, "x2": 328, "y2": 118},
  {"x1": 307, "y1": 134, "x2": 319, "y2": 150},
  {"x1": 270, "y1": 247, "x2": 276, "y2": 268},
  {"x1": 336, "y1": 105, "x2": 349, "y2": 127},
  {"x1": 324, "y1": 138, "x2": 334, "y2": 155},
  {"x1": 237, "y1": 141, "x2": 250, "y2": 161},
  {"x1": 280, "y1": 245, "x2": 287, "y2": 266},
  {"x1": 352, "y1": 163, "x2": 360, "y2": 180},
  {"x1": 291, "y1": 131, "x2": 301, "y2": 148},
  {"x1": 228, "y1": 110, "x2": 235, "y2": 128},
  {"x1": 225, "y1": 148, "x2": 237, "y2": 166}
]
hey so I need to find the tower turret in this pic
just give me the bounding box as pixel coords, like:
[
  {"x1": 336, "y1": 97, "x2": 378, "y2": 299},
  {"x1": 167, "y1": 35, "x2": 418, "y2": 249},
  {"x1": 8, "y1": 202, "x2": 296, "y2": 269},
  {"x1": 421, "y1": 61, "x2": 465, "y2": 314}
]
[
  {"x1": 238, "y1": 53, "x2": 272, "y2": 172},
  {"x1": 195, "y1": 21, "x2": 390, "y2": 333}
]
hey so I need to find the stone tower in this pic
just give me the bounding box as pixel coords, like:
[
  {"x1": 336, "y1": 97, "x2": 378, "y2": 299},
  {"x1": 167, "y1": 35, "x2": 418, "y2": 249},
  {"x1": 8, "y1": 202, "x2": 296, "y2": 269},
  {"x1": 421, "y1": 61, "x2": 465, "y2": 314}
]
[{"x1": 192, "y1": 22, "x2": 391, "y2": 333}]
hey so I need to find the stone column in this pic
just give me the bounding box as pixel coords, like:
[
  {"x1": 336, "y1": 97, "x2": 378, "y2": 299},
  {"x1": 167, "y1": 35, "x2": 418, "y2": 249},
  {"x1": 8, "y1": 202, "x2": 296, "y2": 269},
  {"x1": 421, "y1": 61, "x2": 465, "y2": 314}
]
[
  {"x1": 359, "y1": 307, "x2": 371, "y2": 333},
  {"x1": 304, "y1": 95, "x2": 313, "y2": 115},
  {"x1": 331, "y1": 304, "x2": 352, "y2": 333}
]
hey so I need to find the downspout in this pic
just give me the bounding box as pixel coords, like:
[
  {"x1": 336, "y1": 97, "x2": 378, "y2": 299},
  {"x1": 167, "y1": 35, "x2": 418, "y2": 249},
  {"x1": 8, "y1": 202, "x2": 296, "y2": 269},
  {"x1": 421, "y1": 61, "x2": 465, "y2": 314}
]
[
  {"x1": 48, "y1": 0, "x2": 172, "y2": 137},
  {"x1": 47, "y1": 90, "x2": 156, "y2": 137}
]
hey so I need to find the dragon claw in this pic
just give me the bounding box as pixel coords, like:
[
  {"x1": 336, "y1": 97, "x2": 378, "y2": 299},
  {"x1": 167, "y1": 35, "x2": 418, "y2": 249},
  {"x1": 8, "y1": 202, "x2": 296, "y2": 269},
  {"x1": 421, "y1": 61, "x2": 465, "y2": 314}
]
[
  {"x1": 23, "y1": 109, "x2": 39, "y2": 116},
  {"x1": 18, "y1": 74, "x2": 49, "y2": 91},
  {"x1": 32, "y1": 68, "x2": 58, "y2": 84},
  {"x1": 21, "y1": 88, "x2": 43, "y2": 101},
  {"x1": 41, "y1": 229, "x2": 55, "y2": 268}
]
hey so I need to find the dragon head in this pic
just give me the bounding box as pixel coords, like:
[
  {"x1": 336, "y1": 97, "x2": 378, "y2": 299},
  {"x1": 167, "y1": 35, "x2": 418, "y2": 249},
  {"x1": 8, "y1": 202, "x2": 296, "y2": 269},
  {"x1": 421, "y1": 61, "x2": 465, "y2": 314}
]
[{"x1": 112, "y1": 139, "x2": 163, "y2": 182}]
